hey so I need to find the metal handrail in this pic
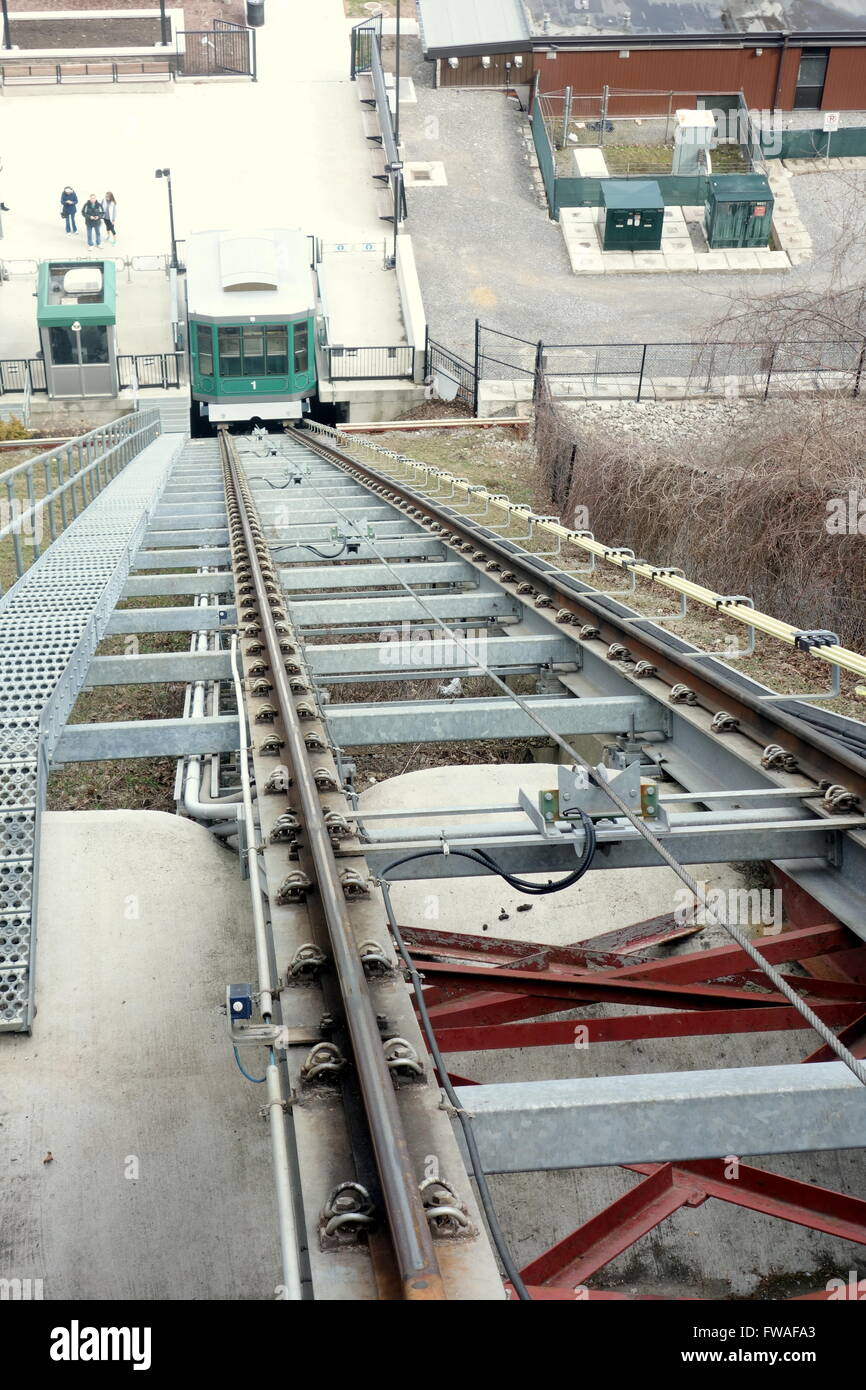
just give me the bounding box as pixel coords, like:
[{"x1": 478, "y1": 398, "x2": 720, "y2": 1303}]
[{"x1": 0, "y1": 409, "x2": 160, "y2": 594}]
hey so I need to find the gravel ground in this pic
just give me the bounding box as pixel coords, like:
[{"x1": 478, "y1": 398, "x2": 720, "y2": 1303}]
[{"x1": 395, "y1": 36, "x2": 866, "y2": 359}]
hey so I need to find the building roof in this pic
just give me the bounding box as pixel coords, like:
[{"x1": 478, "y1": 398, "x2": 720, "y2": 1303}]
[
  {"x1": 418, "y1": 0, "x2": 530, "y2": 54},
  {"x1": 185, "y1": 229, "x2": 315, "y2": 322},
  {"x1": 523, "y1": 0, "x2": 865, "y2": 39},
  {"x1": 418, "y1": 0, "x2": 866, "y2": 50}
]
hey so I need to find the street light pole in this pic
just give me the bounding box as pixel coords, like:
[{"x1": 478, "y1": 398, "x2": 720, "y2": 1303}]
[
  {"x1": 155, "y1": 168, "x2": 178, "y2": 271},
  {"x1": 1, "y1": 0, "x2": 12, "y2": 51},
  {"x1": 158, "y1": 0, "x2": 169, "y2": 47}
]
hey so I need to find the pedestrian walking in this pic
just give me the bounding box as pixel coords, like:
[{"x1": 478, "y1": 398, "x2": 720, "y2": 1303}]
[
  {"x1": 102, "y1": 191, "x2": 117, "y2": 244},
  {"x1": 60, "y1": 187, "x2": 78, "y2": 234},
  {"x1": 82, "y1": 194, "x2": 104, "y2": 248}
]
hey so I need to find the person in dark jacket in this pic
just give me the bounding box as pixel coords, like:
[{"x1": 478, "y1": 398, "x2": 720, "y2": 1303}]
[
  {"x1": 61, "y1": 187, "x2": 78, "y2": 234},
  {"x1": 82, "y1": 194, "x2": 104, "y2": 248}
]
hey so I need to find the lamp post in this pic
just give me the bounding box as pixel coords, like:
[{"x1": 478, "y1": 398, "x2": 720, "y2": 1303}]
[
  {"x1": 1, "y1": 0, "x2": 12, "y2": 50},
  {"x1": 158, "y1": 0, "x2": 169, "y2": 46},
  {"x1": 155, "y1": 167, "x2": 178, "y2": 271}
]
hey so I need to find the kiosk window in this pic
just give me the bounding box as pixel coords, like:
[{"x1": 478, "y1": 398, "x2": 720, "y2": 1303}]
[
  {"x1": 48, "y1": 327, "x2": 76, "y2": 365},
  {"x1": 80, "y1": 325, "x2": 108, "y2": 365}
]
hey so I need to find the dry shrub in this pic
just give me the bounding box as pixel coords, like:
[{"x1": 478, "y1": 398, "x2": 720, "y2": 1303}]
[{"x1": 535, "y1": 395, "x2": 866, "y2": 650}]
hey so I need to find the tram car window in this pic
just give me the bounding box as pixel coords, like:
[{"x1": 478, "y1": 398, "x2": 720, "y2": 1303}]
[{"x1": 185, "y1": 228, "x2": 318, "y2": 425}]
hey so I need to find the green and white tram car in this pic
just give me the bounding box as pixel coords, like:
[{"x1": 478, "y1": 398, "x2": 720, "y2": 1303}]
[{"x1": 186, "y1": 228, "x2": 317, "y2": 425}]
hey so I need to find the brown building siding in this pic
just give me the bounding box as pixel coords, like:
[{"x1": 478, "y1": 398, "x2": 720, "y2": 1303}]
[
  {"x1": 823, "y1": 45, "x2": 866, "y2": 110},
  {"x1": 437, "y1": 52, "x2": 531, "y2": 89},
  {"x1": 531, "y1": 46, "x2": 797, "y2": 111}
]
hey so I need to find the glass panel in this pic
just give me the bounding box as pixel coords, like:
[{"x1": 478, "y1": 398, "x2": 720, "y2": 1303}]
[
  {"x1": 266, "y1": 325, "x2": 288, "y2": 375},
  {"x1": 218, "y1": 326, "x2": 242, "y2": 378},
  {"x1": 195, "y1": 322, "x2": 213, "y2": 376},
  {"x1": 293, "y1": 321, "x2": 309, "y2": 376},
  {"x1": 797, "y1": 50, "x2": 829, "y2": 88},
  {"x1": 48, "y1": 327, "x2": 76, "y2": 365},
  {"x1": 79, "y1": 325, "x2": 108, "y2": 365},
  {"x1": 242, "y1": 326, "x2": 264, "y2": 377}
]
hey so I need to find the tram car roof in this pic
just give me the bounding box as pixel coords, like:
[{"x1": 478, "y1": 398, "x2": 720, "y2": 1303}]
[{"x1": 185, "y1": 228, "x2": 315, "y2": 322}]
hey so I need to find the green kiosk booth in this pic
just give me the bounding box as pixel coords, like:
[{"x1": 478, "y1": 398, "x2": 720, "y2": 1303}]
[
  {"x1": 601, "y1": 180, "x2": 665, "y2": 252},
  {"x1": 36, "y1": 259, "x2": 118, "y2": 398}
]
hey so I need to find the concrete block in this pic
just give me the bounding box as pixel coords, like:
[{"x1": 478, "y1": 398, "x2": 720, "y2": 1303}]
[
  {"x1": 569, "y1": 256, "x2": 606, "y2": 276},
  {"x1": 754, "y1": 249, "x2": 790, "y2": 270},
  {"x1": 695, "y1": 250, "x2": 732, "y2": 273},
  {"x1": 723, "y1": 249, "x2": 761, "y2": 270},
  {"x1": 630, "y1": 252, "x2": 668, "y2": 273},
  {"x1": 663, "y1": 252, "x2": 699, "y2": 273},
  {"x1": 600, "y1": 253, "x2": 636, "y2": 272}
]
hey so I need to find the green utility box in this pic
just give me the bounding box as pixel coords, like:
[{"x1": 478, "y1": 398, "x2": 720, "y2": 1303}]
[
  {"x1": 704, "y1": 174, "x2": 774, "y2": 249},
  {"x1": 601, "y1": 180, "x2": 664, "y2": 251}
]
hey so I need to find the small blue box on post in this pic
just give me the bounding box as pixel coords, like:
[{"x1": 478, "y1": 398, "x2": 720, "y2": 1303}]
[{"x1": 228, "y1": 983, "x2": 254, "y2": 1021}]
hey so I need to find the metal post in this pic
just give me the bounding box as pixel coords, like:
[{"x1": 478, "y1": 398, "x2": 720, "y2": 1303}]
[
  {"x1": 158, "y1": 0, "x2": 169, "y2": 45},
  {"x1": 473, "y1": 319, "x2": 481, "y2": 417},
  {"x1": 1, "y1": 0, "x2": 11, "y2": 50},
  {"x1": 637, "y1": 342, "x2": 648, "y2": 402},
  {"x1": 166, "y1": 173, "x2": 178, "y2": 270},
  {"x1": 561, "y1": 86, "x2": 572, "y2": 151},
  {"x1": 600, "y1": 85, "x2": 609, "y2": 145},
  {"x1": 854, "y1": 342, "x2": 865, "y2": 398}
]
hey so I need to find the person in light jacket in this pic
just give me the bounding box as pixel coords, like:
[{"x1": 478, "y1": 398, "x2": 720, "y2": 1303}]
[
  {"x1": 60, "y1": 187, "x2": 78, "y2": 234},
  {"x1": 103, "y1": 192, "x2": 117, "y2": 244},
  {"x1": 82, "y1": 194, "x2": 104, "y2": 248}
]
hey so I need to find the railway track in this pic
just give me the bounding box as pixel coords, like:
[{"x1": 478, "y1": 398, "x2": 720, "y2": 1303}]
[
  {"x1": 212, "y1": 422, "x2": 866, "y2": 1297},
  {"x1": 6, "y1": 414, "x2": 866, "y2": 1299}
]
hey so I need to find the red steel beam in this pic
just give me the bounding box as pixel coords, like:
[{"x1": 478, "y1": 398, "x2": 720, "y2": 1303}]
[
  {"x1": 417, "y1": 958, "x2": 837, "y2": 1013},
  {"x1": 520, "y1": 1166, "x2": 701, "y2": 1288},
  {"x1": 432, "y1": 1001, "x2": 864, "y2": 1053}
]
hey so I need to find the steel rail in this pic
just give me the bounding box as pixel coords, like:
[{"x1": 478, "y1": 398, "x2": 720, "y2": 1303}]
[
  {"x1": 300, "y1": 423, "x2": 866, "y2": 802},
  {"x1": 219, "y1": 428, "x2": 446, "y2": 1302}
]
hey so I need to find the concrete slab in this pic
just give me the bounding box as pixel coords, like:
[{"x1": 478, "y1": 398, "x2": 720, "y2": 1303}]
[
  {"x1": 629, "y1": 252, "x2": 668, "y2": 273},
  {"x1": 696, "y1": 250, "x2": 735, "y2": 273},
  {"x1": 0, "y1": 810, "x2": 279, "y2": 1300},
  {"x1": 754, "y1": 249, "x2": 791, "y2": 270},
  {"x1": 663, "y1": 253, "x2": 699, "y2": 272},
  {"x1": 723, "y1": 249, "x2": 761, "y2": 270},
  {"x1": 599, "y1": 253, "x2": 634, "y2": 272}
]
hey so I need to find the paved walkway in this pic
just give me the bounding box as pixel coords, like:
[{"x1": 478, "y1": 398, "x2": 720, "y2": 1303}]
[{"x1": 0, "y1": 2, "x2": 403, "y2": 351}]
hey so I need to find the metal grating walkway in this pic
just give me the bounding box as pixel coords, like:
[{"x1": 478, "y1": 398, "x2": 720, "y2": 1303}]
[{"x1": 0, "y1": 429, "x2": 187, "y2": 1030}]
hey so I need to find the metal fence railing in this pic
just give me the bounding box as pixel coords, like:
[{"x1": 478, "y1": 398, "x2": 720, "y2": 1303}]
[
  {"x1": 426, "y1": 339, "x2": 478, "y2": 413},
  {"x1": 0, "y1": 360, "x2": 47, "y2": 395},
  {"x1": 0, "y1": 408, "x2": 161, "y2": 593},
  {"x1": 176, "y1": 20, "x2": 256, "y2": 79},
  {"x1": 118, "y1": 352, "x2": 184, "y2": 389},
  {"x1": 350, "y1": 13, "x2": 406, "y2": 226},
  {"x1": 328, "y1": 345, "x2": 415, "y2": 381},
  {"x1": 429, "y1": 322, "x2": 866, "y2": 413}
]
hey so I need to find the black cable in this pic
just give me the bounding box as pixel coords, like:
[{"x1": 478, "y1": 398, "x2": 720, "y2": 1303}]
[
  {"x1": 379, "y1": 878, "x2": 532, "y2": 1302},
  {"x1": 377, "y1": 810, "x2": 596, "y2": 897},
  {"x1": 271, "y1": 540, "x2": 348, "y2": 561}
]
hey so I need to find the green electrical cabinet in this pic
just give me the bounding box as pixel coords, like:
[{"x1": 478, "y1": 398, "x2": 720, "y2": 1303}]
[
  {"x1": 704, "y1": 174, "x2": 774, "y2": 249},
  {"x1": 601, "y1": 180, "x2": 664, "y2": 251}
]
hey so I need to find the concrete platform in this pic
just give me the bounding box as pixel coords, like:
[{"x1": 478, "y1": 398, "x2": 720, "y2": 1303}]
[{"x1": 0, "y1": 810, "x2": 279, "y2": 1300}]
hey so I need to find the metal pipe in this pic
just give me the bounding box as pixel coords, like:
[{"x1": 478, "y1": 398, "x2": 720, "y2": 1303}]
[{"x1": 221, "y1": 431, "x2": 445, "y2": 1301}]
